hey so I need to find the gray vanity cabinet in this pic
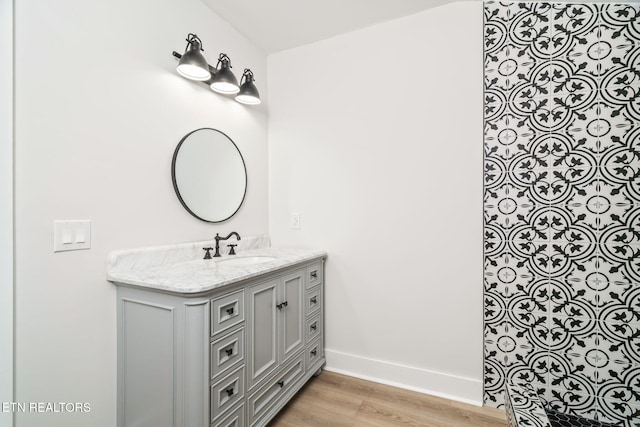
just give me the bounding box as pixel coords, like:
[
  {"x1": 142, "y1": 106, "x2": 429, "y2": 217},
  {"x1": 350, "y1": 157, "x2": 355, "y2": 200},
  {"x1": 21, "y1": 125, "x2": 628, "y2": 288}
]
[
  {"x1": 114, "y1": 257, "x2": 324, "y2": 427},
  {"x1": 246, "y1": 278, "x2": 278, "y2": 389},
  {"x1": 246, "y1": 269, "x2": 304, "y2": 389}
]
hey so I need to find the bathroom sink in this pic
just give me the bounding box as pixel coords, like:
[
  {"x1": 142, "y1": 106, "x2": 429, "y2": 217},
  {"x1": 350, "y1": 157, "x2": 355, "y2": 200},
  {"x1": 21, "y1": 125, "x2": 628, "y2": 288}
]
[{"x1": 215, "y1": 256, "x2": 278, "y2": 267}]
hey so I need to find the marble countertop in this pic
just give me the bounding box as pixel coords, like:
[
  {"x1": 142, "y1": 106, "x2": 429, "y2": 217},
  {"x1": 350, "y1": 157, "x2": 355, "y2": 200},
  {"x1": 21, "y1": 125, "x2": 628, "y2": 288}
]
[{"x1": 107, "y1": 237, "x2": 326, "y2": 294}]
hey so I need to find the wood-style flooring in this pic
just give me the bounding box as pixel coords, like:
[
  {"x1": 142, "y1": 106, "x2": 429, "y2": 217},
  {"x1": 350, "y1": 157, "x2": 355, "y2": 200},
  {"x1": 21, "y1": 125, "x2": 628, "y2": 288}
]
[{"x1": 268, "y1": 371, "x2": 507, "y2": 427}]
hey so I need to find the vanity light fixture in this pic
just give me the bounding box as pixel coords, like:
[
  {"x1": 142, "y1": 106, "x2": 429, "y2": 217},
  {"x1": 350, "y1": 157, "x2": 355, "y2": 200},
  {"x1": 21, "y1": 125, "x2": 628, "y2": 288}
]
[
  {"x1": 172, "y1": 34, "x2": 260, "y2": 105},
  {"x1": 176, "y1": 34, "x2": 211, "y2": 81},
  {"x1": 210, "y1": 53, "x2": 240, "y2": 94},
  {"x1": 235, "y1": 69, "x2": 261, "y2": 105}
]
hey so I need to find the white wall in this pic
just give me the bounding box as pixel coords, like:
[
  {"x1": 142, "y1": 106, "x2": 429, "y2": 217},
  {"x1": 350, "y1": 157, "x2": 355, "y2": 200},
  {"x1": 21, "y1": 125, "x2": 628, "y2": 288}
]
[
  {"x1": 268, "y1": 1, "x2": 484, "y2": 403},
  {"x1": 13, "y1": 1, "x2": 268, "y2": 425},
  {"x1": 0, "y1": 0, "x2": 14, "y2": 426}
]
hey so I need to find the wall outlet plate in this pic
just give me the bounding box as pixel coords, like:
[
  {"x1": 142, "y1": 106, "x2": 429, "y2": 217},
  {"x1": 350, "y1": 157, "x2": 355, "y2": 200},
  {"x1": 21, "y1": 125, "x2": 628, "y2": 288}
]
[{"x1": 291, "y1": 212, "x2": 300, "y2": 230}]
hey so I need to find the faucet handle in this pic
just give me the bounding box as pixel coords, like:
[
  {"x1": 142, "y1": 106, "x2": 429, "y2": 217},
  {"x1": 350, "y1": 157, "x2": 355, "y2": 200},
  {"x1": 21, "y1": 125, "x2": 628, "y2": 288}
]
[
  {"x1": 227, "y1": 244, "x2": 237, "y2": 255},
  {"x1": 203, "y1": 247, "x2": 213, "y2": 259}
]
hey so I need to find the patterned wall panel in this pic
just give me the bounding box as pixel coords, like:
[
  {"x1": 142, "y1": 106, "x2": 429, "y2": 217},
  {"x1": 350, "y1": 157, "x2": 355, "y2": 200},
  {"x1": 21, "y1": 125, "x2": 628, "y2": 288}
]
[{"x1": 483, "y1": 2, "x2": 640, "y2": 426}]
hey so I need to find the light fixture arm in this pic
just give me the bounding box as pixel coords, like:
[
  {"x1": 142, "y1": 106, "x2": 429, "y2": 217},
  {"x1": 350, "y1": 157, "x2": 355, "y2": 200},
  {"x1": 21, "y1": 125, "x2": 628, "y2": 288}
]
[
  {"x1": 184, "y1": 33, "x2": 204, "y2": 52},
  {"x1": 240, "y1": 69, "x2": 254, "y2": 84},
  {"x1": 216, "y1": 53, "x2": 232, "y2": 69}
]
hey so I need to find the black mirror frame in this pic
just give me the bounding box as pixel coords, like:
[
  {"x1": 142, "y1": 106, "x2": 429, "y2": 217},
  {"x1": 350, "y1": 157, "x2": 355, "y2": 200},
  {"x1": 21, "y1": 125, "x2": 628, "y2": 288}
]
[{"x1": 171, "y1": 128, "x2": 248, "y2": 223}]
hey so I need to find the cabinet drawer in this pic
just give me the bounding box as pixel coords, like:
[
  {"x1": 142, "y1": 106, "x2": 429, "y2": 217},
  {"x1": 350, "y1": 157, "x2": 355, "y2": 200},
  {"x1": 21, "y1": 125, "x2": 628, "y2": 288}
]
[
  {"x1": 306, "y1": 262, "x2": 322, "y2": 289},
  {"x1": 306, "y1": 338, "x2": 322, "y2": 368},
  {"x1": 211, "y1": 290, "x2": 245, "y2": 337},
  {"x1": 210, "y1": 366, "x2": 245, "y2": 423},
  {"x1": 212, "y1": 403, "x2": 244, "y2": 427},
  {"x1": 305, "y1": 285, "x2": 321, "y2": 318},
  {"x1": 305, "y1": 314, "x2": 322, "y2": 343},
  {"x1": 211, "y1": 328, "x2": 244, "y2": 380},
  {"x1": 248, "y1": 355, "x2": 305, "y2": 426}
]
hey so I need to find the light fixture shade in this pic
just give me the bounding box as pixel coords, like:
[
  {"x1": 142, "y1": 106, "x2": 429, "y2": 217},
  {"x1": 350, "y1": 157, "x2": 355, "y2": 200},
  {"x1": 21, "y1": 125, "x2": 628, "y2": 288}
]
[
  {"x1": 235, "y1": 69, "x2": 261, "y2": 105},
  {"x1": 176, "y1": 34, "x2": 211, "y2": 81},
  {"x1": 210, "y1": 54, "x2": 239, "y2": 94}
]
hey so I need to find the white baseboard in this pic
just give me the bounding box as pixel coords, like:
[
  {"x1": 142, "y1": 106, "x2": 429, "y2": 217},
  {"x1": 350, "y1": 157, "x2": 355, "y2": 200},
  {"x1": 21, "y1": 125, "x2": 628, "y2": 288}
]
[{"x1": 324, "y1": 348, "x2": 483, "y2": 406}]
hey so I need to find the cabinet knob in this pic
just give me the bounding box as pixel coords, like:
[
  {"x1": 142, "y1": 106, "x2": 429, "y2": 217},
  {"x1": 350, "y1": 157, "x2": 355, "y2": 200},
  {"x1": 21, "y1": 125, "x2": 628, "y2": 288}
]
[
  {"x1": 310, "y1": 271, "x2": 318, "y2": 279},
  {"x1": 310, "y1": 296, "x2": 317, "y2": 304},
  {"x1": 277, "y1": 381, "x2": 284, "y2": 388},
  {"x1": 311, "y1": 348, "x2": 317, "y2": 356},
  {"x1": 226, "y1": 307, "x2": 234, "y2": 316},
  {"x1": 310, "y1": 323, "x2": 317, "y2": 331},
  {"x1": 225, "y1": 387, "x2": 234, "y2": 397},
  {"x1": 276, "y1": 301, "x2": 288, "y2": 310},
  {"x1": 225, "y1": 348, "x2": 234, "y2": 357}
]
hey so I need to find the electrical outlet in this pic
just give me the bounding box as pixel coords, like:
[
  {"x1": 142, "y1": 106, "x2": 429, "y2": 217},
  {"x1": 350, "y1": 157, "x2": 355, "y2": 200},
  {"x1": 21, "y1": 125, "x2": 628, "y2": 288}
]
[{"x1": 291, "y1": 212, "x2": 300, "y2": 229}]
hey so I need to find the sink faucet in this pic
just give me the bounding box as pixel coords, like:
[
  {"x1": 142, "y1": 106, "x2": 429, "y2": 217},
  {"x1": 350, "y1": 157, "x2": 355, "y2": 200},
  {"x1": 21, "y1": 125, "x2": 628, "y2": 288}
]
[{"x1": 213, "y1": 232, "x2": 241, "y2": 257}]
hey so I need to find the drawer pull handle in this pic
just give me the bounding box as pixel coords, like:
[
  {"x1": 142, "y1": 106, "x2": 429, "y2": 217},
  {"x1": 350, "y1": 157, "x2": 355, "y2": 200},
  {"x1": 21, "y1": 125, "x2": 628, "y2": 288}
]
[
  {"x1": 310, "y1": 271, "x2": 318, "y2": 279},
  {"x1": 226, "y1": 307, "x2": 234, "y2": 316},
  {"x1": 276, "y1": 301, "x2": 288, "y2": 310},
  {"x1": 310, "y1": 323, "x2": 317, "y2": 331},
  {"x1": 225, "y1": 387, "x2": 234, "y2": 397},
  {"x1": 225, "y1": 348, "x2": 234, "y2": 357},
  {"x1": 277, "y1": 380, "x2": 284, "y2": 388},
  {"x1": 310, "y1": 296, "x2": 317, "y2": 304},
  {"x1": 311, "y1": 349, "x2": 317, "y2": 356}
]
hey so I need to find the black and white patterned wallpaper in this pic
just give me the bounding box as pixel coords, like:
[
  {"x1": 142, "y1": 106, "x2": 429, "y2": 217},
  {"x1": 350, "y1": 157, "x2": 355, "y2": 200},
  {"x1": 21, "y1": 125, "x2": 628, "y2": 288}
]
[{"x1": 483, "y1": 2, "x2": 640, "y2": 425}]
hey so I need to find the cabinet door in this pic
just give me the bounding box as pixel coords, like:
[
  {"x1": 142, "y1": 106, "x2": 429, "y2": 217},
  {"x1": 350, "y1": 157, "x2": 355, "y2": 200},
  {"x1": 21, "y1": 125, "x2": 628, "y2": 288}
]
[
  {"x1": 279, "y1": 270, "x2": 304, "y2": 363},
  {"x1": 247, "y1": 279, "x2": 278, "y2": 389}
]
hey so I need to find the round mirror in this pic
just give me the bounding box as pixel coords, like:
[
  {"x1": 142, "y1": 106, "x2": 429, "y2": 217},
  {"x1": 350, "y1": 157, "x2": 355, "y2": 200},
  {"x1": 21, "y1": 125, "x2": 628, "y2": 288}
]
[{"x1": 171, "y1": 128, "x2": 247, "y2": 223}]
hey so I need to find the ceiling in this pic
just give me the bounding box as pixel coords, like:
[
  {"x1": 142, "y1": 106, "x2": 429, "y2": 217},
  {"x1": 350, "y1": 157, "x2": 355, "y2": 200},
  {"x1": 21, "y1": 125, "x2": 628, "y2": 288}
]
[
  {"x1": 201, "y1": 0, "x2": 640, "y2": 54},
  {"x1": 200, "y1": 0, "x2": 462, "y2": 53}
]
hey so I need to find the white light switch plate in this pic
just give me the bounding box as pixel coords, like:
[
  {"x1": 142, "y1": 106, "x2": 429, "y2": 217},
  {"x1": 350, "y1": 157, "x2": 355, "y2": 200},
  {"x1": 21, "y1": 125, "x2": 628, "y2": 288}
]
[{"x1": 54, "y1": 220, "x2": 91, "y2": 252}]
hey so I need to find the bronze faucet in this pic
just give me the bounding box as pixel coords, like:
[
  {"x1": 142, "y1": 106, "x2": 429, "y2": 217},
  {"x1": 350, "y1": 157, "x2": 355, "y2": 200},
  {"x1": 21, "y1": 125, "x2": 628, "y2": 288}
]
[{"x1": 213, "y1": 232, "x2": 241, "y2": 257}]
